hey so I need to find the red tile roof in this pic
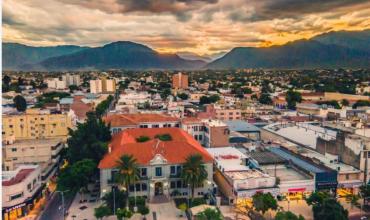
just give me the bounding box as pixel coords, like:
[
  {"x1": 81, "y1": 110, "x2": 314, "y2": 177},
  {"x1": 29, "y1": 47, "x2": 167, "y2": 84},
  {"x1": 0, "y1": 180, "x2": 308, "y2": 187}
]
[
  {"x1": 103, "y1": 114, "x2": 180, "y2": 127},
  {"x1": 2, "y1": 169, "x2": 35, "y2": 186},
  {"x1": 98, "y1": 127, "x2": 213, "y2": 169},
  {"x1": 71, "y1": 96, "x2": 93, "y2": 120},
  {"x1": 181, "y1": 117, "x2": 202, "y2": 124}
]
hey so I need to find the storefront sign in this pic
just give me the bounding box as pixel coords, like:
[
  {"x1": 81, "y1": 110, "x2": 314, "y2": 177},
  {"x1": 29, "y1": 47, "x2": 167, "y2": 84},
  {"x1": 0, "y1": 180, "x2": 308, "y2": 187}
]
[
  {"x1": 4, "y1": 203, "x2": 26, "y2": 213},
  {"x1": 288, "y1": 188, "x2": 306, "y2": 192}
]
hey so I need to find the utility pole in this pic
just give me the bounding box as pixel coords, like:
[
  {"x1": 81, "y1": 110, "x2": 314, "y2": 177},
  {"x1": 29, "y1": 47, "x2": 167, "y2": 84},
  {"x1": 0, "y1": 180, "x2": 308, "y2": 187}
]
[{"x1": 56, "y1": 190, "x2": 69, "y2": 220}]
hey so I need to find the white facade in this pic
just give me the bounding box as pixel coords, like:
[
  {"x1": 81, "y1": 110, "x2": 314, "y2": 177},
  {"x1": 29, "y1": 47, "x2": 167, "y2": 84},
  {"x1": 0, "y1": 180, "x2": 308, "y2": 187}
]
[
  {"x1": 2, "y1": 165, "x2": 42, "y2": 208},
  {"x1": 62, "y1": 74, "x2": 81, "y2": 87},
  {"x1": 90, "y1": 80, "x2": 103, "y2": 94},
  {"x1": 46, "y1": 78, "x2": 67, "y2": 90},
  {"x1": 100, "y1": 154, "x2": 213, "y2": 200}
]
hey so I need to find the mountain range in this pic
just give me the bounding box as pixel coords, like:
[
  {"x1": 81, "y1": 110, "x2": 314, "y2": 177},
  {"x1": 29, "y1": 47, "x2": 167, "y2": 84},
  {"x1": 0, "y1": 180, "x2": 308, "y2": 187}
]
[{"x1": 3, "y1": 29, "x2": 370, "y2": 71}]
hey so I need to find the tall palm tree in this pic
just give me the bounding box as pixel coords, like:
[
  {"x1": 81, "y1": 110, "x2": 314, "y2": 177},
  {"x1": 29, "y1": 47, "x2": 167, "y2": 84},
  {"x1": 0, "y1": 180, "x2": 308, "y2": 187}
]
[
  {"x1": 181, "y1": 154, "x2": 208, "y2": 201},
  {"x1": 116, "y1": 154, "x2": 140, "y2": 209}
]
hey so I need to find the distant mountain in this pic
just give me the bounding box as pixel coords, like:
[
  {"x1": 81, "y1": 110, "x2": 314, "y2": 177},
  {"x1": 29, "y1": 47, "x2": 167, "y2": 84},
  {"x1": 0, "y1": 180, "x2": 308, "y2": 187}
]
[
  {"x1": 177, "y1": 52, "x2": 213, "y2": 63},
  {"x1": 3, "y1": 43, "x2": 88, "y2": 70},
  {"x1": 207, "y1": 29, "x2": 370, "y2": 69},
  {"x1": 20, "y1": 41, "x2": 206, "y2": 70},
  {"x1": 313, "y1": 29, "x2": 370, "y2": 52}
]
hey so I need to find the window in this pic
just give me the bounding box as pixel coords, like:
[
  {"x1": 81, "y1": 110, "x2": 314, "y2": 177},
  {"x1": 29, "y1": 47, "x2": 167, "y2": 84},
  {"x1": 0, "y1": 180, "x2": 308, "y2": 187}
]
[
  {"x1": 346, "y1": 174, "x2": 350, "y2": 180},
  {"x1": 140, "y1": 125, "x2": 148, "y2": 128},
  {"x1": 194, "y1": 126, "x2": 198, "y2": 131},
  {"x1": 155, "y1": 167, "x2": 162, "y2": 177},
  {"x1": 10, "y1": 192, "x2": 23, "y2": 201},
  {"x1": 142, "y1": 183, "x2": 147, "y2": 191},
  {"x1": 141, "y1": 168, "x2": 147, "y2": 177},
  {"x1": 135, "y1": 183, "x2": 141, "y2": 191},
  {"x1": 170, "y1": 166, "x2": 176, "y2": 175},
  {"x1": 175, "y1": 124, "x2": 180, "y2": 128},
  {"x1": 152, "y1": 124, "x2": 159, "y2": 128},
  {"x1": 27, "y1": 183, "x2": 32, "y2": 191},
  {"x1": 176, "y1": 180, "x2": 182, "y2": 188},
  {"x1": 198, "y1": 135, "x2": 203, "y2": 141},
  {"x1": 176, "y1": 166, "x2": 182, "y2": 174},
  {"x1": 11, "y1": 148, "x2": 17, "y2": 152},
  {"x1": 170, "y1": 181, "x2": 176, "y2": 189},
  {"x1": 9, "y1": 125, "x2": 13, "y2": 128}
]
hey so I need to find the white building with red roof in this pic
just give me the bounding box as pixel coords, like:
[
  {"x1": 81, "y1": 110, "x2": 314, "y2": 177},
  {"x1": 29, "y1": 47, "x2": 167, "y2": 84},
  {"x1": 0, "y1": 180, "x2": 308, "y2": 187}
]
[{"x1": 98, "y1": 127, "x2": 214, "y2": 201}]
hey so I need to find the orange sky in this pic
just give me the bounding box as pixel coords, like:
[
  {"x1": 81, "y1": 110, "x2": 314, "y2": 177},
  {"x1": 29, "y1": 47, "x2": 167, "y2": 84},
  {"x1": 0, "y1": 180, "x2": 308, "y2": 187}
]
[{"x1": 3, "y1": 0, "x2": 370, "y2": 55}]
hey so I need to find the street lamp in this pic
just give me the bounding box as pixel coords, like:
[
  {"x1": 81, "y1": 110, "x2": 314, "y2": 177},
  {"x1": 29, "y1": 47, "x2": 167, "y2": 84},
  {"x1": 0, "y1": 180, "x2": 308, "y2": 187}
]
[{"x1": 56, "y1": 190, "x2": 69, "y2": 220}]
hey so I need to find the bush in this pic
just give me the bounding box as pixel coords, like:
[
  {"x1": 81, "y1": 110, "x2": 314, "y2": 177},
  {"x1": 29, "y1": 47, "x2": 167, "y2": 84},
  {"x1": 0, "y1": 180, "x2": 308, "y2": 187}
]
[
  {"x1": 191, "y1": 197, "x2": 207, "y2": 207},
  {"x1": 138, "y1": 206, "x2": 150, "y2": 216},
  {"x1": 136, "y1": 136, "x2": 150, "y2": 142},
  {"x1": 94, "y1": 205, "x2": 111, "y2": 220},
  {"x1": 129, "y1": 196, "x2": 146, "y2": 207},
  {"x1": 155, "y1": 134, "x2": 172, "y2": 141},
  {"x1": 116, "y1": 208, "x2": 133, "y2": 220}
]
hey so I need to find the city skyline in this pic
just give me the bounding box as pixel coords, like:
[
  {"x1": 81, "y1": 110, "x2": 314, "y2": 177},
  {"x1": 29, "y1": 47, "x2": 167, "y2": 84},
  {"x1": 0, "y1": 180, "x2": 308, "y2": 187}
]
[{"x1": 3, "y1": 0, "x2": 370, "y2": 55}]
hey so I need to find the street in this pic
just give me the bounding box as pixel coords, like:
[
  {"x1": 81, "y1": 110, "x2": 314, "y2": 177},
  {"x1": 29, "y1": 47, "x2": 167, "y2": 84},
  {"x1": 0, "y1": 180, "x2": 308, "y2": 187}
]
[{"x1": 39, "y1": 192, "x2": 75, "y2": 220}]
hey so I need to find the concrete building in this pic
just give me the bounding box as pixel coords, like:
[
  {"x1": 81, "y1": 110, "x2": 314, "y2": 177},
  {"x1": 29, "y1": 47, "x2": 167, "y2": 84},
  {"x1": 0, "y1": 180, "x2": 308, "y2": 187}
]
[
  {"x1": 46, "y1": 78, "x2": 66, "y2": 90},
  {"x1": 2, "y1": 165, "x2": 43, "y2": 220},
  {"x1": 2, "y1": 138, "x2": 64, "y2": 181},
  {"x1": 172, "y1": 72, "x2": 189, "y2": 89},
  {"x1": 206, "y1": 147, "x2": 277, "y2": 204},
  {"x1": 62, "y1": 74, "x2": 81, "y2": 87},
  {"x1": 202, "y1": 104, "x2": 242, "y2": 121},
  {"x1": 90, "y1": 78, "x2": 116, "y2": 94},
  {"x1": 2, "y1": 109, "x2": 72, "y2": 141},
  {"x1": 103, "y1": 113, "x2": 180, "y2": 134},
  {"x1": 98, "y1": 127, "x2": 214, "y2": 201},
  {"x1": 204, "y1": 120, "x2": 230, "y2": 148}
]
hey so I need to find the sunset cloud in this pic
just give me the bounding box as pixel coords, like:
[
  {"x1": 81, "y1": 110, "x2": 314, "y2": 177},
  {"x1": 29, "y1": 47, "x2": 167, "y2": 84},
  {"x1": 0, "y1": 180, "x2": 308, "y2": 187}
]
[{"x1": 3, "y1": 0, "x2": 370, "y2": 55}]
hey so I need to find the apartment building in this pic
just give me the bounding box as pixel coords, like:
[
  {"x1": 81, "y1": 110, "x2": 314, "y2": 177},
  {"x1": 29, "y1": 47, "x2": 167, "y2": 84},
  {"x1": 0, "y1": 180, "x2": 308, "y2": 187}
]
[
  {"x1": 2, "y1": 165, "x2": 43, "y2": 220},
  {"x1": 46, "y1": 78, "x2": 66, "y2": 90},
  {"x1": 172, "y1": 72, "x2": 189, "y2": 89},
  {"x1": 62, "y1": 73, "x2": 81, "y2": 87},
  {"x1": 2, "y1": 138, "x2": 64, "y2": 176},
  {"x1": 98, "y1": 127, "x2": 214, "y2": 201},
  {"x1": 204, "y1": 104, "x2": 242, "y2": 121},
  {"x1": 204, "y1": 120, "x2": 230, "y2": 148},
  {"x1": 103, "y1": 113, "x2": 180, "y2": 134},
  {"x1": 2, "y1": 109, "x2": 72, "y2": 141},
  {"x1": 90, "y1": 78, "x2": 116, "y2": 94}
]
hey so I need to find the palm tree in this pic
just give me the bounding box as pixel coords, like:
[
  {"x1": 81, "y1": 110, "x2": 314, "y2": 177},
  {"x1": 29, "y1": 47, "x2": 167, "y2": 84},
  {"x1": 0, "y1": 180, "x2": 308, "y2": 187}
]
[
  {"x1": 116, "y1": 154, "x2": 140, "y2": 209},
  {"x1": 181, "y1": 154, "x2": 208, "y2": 201}
]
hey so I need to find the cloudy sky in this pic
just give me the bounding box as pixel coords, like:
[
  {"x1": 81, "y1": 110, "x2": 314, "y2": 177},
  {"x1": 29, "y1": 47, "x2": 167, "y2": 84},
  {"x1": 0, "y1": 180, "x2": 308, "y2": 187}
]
[{"x1": 3, "y1": 0, "x2": 370, "y2": 55}]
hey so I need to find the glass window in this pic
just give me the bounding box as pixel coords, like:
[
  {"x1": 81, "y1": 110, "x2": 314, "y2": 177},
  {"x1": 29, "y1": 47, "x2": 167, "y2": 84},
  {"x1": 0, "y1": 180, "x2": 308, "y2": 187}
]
[
  {"x1": 142, "y1": 183, "x2": 147, "y2": 191},
  {"x1": 177, "y1": 180, "x2": 182, "y2": 188},
  {"x1": 155, "y1": 167, "x2": 162, "y2": 177},
  {"x1": 135, "y1": 183, "x2": 141, "y2": 191},
  {"x1": 141, "y1": 168, "x2": 147, "y2": 177},
  {"x1": 170, "y1": 181, "x2": 176, "y2": 189},
  {"x1": 11, "y1": 148, "x2": 17, "y2": 152},
  {"x1": 10, "y1": 192, "x2": 23, "y2": 201},
  {"x1": 177, "y1": 166, "x2": 182, "y2": 174},
  {"x1": 170, "y1": 166, "x2": 176, "y2": 174}
]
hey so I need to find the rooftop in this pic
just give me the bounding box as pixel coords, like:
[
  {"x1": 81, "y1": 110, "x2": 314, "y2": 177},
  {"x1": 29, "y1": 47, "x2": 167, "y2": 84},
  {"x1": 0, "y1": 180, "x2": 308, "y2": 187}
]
[
  {"x1": 263, "y1": 165, "x2": 311, "y2": 181},
  {"x1": 2, "y1": 165, "x2": 39, "y2": 186},
  {"x1": 225, "y1": 120, "x2": 260, "y2": 132},
  {"x1": 104, "y1": 113, "x2": 179, "y2": 127},
  {"x1": 98, "y1": 127, "x2": 213, "y2": 168}
]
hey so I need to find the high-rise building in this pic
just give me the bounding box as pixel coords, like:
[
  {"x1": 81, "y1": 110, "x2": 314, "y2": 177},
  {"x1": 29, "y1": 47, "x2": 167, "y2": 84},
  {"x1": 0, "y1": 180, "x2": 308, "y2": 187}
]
[
  {"x1": 62, "y1": 74, "x2": 81, "y2": 87},
  {"x1": 90, "y1": 78, "x2": 116, "y2": 94},
  {"x1": 172, "y1": 72, "x2": 188, "y2": 89}
]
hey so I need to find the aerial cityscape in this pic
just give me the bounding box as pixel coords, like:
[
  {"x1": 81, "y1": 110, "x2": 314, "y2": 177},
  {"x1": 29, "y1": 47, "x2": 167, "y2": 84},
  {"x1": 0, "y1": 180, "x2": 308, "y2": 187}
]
[{"x1": 2, "y1": 0, "x2": 370, "y2": 220}]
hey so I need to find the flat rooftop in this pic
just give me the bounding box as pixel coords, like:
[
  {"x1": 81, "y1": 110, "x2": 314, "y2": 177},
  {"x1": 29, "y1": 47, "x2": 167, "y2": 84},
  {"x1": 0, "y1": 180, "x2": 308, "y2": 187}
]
[
  {"x1": 249, "y1": 151, "x2": 287, "y2": 165},
  {"x1": 263, "y1": 165, "x2": 311, "y2": 182},
  {"x1": 2, "y1": 165, "x2": 39, "y2": 186},
  {"x1": 263, "y1": 122, "x2": 337, "y2": 149},
  {"x1": 225, "y1": 169, "x2": 269, "y2": 180}
]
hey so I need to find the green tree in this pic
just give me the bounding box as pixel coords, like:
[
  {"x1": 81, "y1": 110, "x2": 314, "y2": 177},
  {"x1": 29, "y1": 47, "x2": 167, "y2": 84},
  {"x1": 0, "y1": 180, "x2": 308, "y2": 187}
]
[
  {"x1": 181, "y1": 154, "x2": 208, "y2": 201},
  {"x1": 57, "y1": 159, "x2": 96, "y2": 194},
  {"x1": 341, "y1": 99, "x2": 349, "y2": 107},
  {"x1": 160, "y1": 88, "x2": 171, "y2": 100},
  {"x1": 252, "y1": 192, "x2": 278, "y2": 215},
  {"x1": 3, "y1": 75, "x2": 11, "y2": 92},
  {"x1": 177, "y1": 93, "x2": 189, "y2": 100},
  {"x1": 259, "y1": 93, "x2": 272, "y2": 105},
  {"x1": 67, "y1": 112, "x2": 111, "y2": 164},
  {"x1": 196, "y1": 208, "x2": 223, "y2": 220},
  {"x1": 13, "y1": 95, "x2": 27, "y2": 112},
  {"x1": 353, "y1": 100, "x2": 370, "y2": 109},
  {"x1": 306, "y1": 192, "x2": 348, "y2": 220},
  {"x1": 102, "y1": 190, "x2": 126, "y2": 213},
  {"x1": 316, "y1": 100, "x2": 340, "y2": 109},
  {"x1": 138, "y1": 206, "x2": 150, "y2": 219},
  {"x1": 275, "y1": 211, "x2": 304, "y2": 220},
  {"x1": 286, "y1": 90, "x2": 302, "y2": 110},
  {"x1": 95, "y1": 95, "x2": 114, "y2": 117},
  {"x1": 69, "y1": 85, "x2": 79, "y2": 93},
  {"x1": 94, "y1": 205, "x2": 111, "y2": 220},
  {"x1": 116, "y1": 155, "x2": 140, "y2": 209},
  {"x1": 116, "y1": 208, "x2": 133, "y2": 220}
]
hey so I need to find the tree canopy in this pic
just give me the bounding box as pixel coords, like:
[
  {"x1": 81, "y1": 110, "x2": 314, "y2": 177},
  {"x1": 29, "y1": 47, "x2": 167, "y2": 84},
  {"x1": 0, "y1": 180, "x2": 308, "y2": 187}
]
[
  {"x1": 306, "y1": 192, "x2": 348, "y2": 220},
  {"x1": 275, "y1": 211, "x2": 304, "y2": 220},
  {"x1": 258, "y1": 93, "x2": 272, "y2": 105},
  {"x1": 196, "y1": 208, "x2": 223, "y2": 220},
  {"x1": 252, "y1": 192, "x2": 278, "y2": 214},
  {"x1": 181, "y1": 154, "x2": 208, "y2": 200},
  {"x1": 66, "y1": 112, "x2": 111, "y2": 164},
  {"x1": 13, "y1": 95, "x2": 27, "y2": 112},
  {"x1": 286, "y1": 90, "x2": 302, "y2": 110}
]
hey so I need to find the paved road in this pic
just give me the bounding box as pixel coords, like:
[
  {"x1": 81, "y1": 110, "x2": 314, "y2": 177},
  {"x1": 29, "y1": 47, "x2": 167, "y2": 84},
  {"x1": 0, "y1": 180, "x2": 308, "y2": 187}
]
[{"x1": 39, "y1": 192, "x2": 74, "y2": 220}]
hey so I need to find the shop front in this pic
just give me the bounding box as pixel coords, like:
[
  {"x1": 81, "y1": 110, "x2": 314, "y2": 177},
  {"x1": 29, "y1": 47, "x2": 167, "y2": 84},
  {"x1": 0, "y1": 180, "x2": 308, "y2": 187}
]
[
  {"x1": 279, "y1": 180, "x2": 315, "y2": 200},
  {"x1": 337, "y1": 181, "x2": 363, "y2": 197},
  {"x1": 2, "y1": 185, "x2": 44, "y2": 220}
]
